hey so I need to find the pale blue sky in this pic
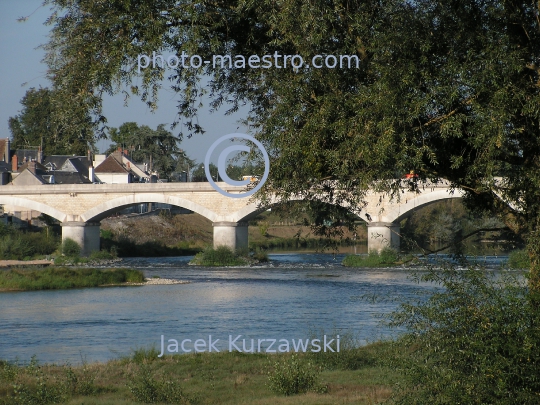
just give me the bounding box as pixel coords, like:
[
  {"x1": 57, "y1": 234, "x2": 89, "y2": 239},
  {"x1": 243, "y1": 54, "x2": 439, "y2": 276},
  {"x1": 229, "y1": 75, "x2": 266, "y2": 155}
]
[{"x1": 0, "y1": 0, "x2": 249, "y2": 163}]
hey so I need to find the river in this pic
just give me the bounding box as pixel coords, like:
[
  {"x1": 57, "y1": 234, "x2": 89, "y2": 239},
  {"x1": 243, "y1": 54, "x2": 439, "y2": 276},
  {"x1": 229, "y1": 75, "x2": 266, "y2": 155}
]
[{"x1": 0, "y1": 252, "x2": 508, "y2": 364}]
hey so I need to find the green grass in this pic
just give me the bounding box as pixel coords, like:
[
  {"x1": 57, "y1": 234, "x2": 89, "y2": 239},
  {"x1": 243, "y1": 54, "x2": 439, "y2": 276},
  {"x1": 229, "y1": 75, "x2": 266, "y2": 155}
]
[
  {"x1": 189, "y1": 246, "x2": 267, "y2": 266},
  {"x1": 0, "y1": 267, "x2": 145, "y2": 291},
  {"x1": 0, "y1": 343, "x2": 399, "y2": 405},
  {"x1": 342, "y1": 248, "x2": 404, "y2": 267}
]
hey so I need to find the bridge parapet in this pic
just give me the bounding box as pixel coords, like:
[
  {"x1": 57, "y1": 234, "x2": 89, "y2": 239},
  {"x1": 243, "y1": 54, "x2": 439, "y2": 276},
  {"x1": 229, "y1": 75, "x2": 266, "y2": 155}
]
[{"x1": 0, "y1": 180, "x2": 467, "y2": 254}]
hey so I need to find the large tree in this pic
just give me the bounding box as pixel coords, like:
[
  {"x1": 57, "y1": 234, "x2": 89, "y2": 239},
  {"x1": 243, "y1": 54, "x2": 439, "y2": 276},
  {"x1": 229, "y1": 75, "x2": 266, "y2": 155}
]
[
  {"x1": 42, "y1": 0, "x2": 540, "y2": 284},
  {"x1": 9, "y1": 87, "x2": 94, "y2": 155}
]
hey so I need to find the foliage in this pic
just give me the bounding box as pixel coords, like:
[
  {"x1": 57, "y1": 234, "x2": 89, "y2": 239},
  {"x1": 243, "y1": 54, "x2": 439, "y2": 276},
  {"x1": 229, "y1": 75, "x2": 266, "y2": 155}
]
[
  {"x1": 41, "y1": 0, "x2": 540, "y2": 285},
  {"x1": 307, "y1": 332, "x2": 377, "y2": 371},
  {"x1": 191, "y1": 162, "x2": 218, "y2": 182},
  {"x1": 8, "y1": 87, "x2": 94, "y2": 155},
  {"x1": 106, "y1": 122, "x2": 186, "y2": 179},
  {"x1": 64, "y1": 362, "x2": 98, "y2": 396},
  {"x1": 190, "y1": 246, "x2": 250, "y2": 266},
  {"x1": 61, "y1": 238, "x2": 80, "y2": 257},
  {"x1": 0, "y1": 345, "x2": 398, "y2": 404},
  {"x1": 508, "y1": 249, "x2": 530, "y2": 269},
  {"x1": 0, "y1": 267, "x2": 144, "y2": 291},
  {"x1": 0, "y1": 223, "x2": 59, "y2": 260},
  {"x1": 387, "y1": 265, "x2": 540, "y2": 405},
  {"x1": 88, "y1": 249, "x2": 116, "y2": 261},
  {"x1": 9, "y1": 356, "x2": 68, "y2": 405},
  {"x1": 400, "y1": 200, "x2": 514, "y2": 253},
  {"x1": 267, "y1": 354, "x2": 327, "y2": 396},
  {"x1": 342, "y1": 248, "x2": 401, "y2": 268},
  {"x1": 127, "y1": 364, "x2": 190, "y2": 404},
  {"x1": 258, "y1": 221, "x2": 269, "y2": 236}
]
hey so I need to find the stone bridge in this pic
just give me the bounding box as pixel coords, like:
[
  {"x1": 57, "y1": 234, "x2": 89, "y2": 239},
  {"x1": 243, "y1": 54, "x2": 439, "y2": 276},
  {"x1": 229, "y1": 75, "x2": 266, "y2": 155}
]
[{"x1": 0, "y1": 181, "x2": 463, "y2": 255}]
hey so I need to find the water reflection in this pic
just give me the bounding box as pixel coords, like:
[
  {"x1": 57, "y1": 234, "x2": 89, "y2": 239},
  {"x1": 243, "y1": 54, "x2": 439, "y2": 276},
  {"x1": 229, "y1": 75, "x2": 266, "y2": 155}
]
[{"x1": 0, "y1": 253, "x2": 508, "y2": 364}]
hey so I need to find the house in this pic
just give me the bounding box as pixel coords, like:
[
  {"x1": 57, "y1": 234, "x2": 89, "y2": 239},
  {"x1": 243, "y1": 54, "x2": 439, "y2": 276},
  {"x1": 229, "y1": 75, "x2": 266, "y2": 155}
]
[
  {"x1": 11, "y1": 159, "x2": 93, "y2": 186},
  {"x1": 93, "y1": 149, "x2": 150, "y2": 183}
]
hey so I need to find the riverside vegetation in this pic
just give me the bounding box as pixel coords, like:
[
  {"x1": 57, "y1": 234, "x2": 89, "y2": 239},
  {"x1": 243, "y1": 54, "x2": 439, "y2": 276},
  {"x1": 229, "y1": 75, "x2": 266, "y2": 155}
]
[
  {"x1": 0, "y1": 340, "x2": 397, "y2": 405},
  {"x1": 2, "y1": 263, "x2": 539, "y2": 404},
  {"x1": 189, "y1": 246, "x2": 269, "y2": 266},
  {"x1": 0, "y1": 267, "x2": 145, "y2": 292}
]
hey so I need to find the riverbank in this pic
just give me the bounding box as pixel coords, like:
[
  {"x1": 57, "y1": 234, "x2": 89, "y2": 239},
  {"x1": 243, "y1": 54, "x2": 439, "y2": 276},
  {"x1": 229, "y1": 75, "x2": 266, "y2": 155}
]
[
  {"x1": 0, "y1": 267, "x2": 145, "y2": 292},
  {"x1": 0, "y1": 342, "x2": 397, "y2": 405}
]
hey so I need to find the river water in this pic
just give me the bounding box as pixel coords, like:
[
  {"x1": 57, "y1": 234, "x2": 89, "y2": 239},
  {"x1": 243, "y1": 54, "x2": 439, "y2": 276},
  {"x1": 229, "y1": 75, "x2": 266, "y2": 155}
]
[{"x1": 0, "y1": 253, "x2": 508, "y2": 364}]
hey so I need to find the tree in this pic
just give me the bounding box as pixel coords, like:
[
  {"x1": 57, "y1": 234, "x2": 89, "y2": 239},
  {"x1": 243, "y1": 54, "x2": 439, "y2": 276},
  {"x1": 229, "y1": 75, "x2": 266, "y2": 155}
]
[
  {"x1": 175, "y1": 149, "x2": 196, "y2": 180},
  {"x1": 42, "y1": 0, "x2": 540, "y2": 285},
  {"x1": 9, "y1": 87, "x2": 94, "y2": 155},
  {"x1": 191, "y1": 163, "x2": 218, "y2": 182},
  {"x1": 105, "y1": 122, "x2": 139, "y2": 154}
]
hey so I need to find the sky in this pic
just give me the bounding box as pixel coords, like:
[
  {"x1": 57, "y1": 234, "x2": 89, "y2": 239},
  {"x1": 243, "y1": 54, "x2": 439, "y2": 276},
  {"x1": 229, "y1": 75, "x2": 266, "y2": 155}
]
[{"x1": 0, "y1": 1, "x2": 249, "y2": 164}]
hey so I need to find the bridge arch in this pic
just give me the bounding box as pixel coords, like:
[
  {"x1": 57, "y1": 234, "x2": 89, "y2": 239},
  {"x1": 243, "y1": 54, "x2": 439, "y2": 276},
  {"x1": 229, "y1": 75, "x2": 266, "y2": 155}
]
[
  {"x1": 0, "y1": 196, "x2": 67, "y2": 222},
  {"x1": 382, "y1": 189, "x2": 465, "y2": 223},
  {"x1": 81, "y1": 193, "x2": 221, "y2": 222}
]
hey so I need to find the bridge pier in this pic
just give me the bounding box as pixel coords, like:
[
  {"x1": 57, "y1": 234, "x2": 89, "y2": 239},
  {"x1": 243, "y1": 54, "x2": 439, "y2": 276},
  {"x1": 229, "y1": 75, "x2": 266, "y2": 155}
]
[
  {"x1": 213, "y1": 221, "x2": 248, "y2": 251},
  {"x1": 61, "y1": 221, "x2": 101, "y2": 256},
  {"x1": 367, "y1": 222, "x2": 400, "y2": 252}
]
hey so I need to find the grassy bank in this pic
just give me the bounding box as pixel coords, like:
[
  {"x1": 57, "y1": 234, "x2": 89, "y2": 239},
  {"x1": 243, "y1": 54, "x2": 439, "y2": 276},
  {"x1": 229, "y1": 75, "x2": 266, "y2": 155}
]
[
  {"x1": 0, "y1": 267, "x2": 144, "y2": 291},
  {"x1": 0, "y1": 342, "x2": 398, "y2": 405},
  {"x1": 189, "y1": 246, "x2": 268, "y2": 266}
]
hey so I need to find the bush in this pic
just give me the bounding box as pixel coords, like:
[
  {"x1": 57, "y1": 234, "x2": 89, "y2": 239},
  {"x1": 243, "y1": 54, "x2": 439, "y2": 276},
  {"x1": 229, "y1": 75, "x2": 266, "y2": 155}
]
[
  {"x1": 10, "y1": 356, "x2": 68, "y2": 405},
  {"x1": 267, "y1": 354, "x2": 326, "y2": 396},
  {"x1": 508, "y1": 249, "x2": 530, "y2": 269},
  {"x1": 0, "y1": 224, "x2": 60, "y2": 260},
  {"x1": 127, "y1": 364, "x2": 189, "y2": 404},
  {"x1": 387, "y1": 264, "x2": 540, "y2": 405},
  {"x1": 88, "y1": 250, "x2": 115, "y2": 261},
  {"x1": 62, "y1": 238, "x2": 81, "y2": 257},
  {"x1": 0, "y1": 268, "x2": 145, "y2": 291},
  {"x1": 307, "y1": 332, "x2": 374, "y2": 371},
  {"x1": 190, "y1": 246, "x2": 249, "y2": 266}
]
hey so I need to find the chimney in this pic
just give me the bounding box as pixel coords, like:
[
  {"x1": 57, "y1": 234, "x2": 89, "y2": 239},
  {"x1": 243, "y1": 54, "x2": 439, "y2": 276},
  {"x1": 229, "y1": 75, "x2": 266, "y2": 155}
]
[
  {"x1": 11, "y1": 154, "x2": 18, "y2": 172},
  {"x1": 5, "y1": 139, "x2": 10, "y2": 163},
  {"x1": 37, "y1": 146, "x2": 43, "y2": 164},
  {"x1": 88, "y1": 165, "x2": 95, "y2": 183},
  {"x1": 87, "y1": 149, "x2": 92, "y2": 162}
]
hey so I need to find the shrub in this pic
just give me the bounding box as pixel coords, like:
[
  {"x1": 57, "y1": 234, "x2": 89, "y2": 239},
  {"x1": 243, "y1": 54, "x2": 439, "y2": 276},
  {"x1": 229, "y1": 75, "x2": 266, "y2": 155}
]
[
  {"x1": 190, "y1": 246, "x2": 248, "y2": 266},
  {"x1": 0, "y1": 268, "x2": 145, "y2": 291},
  {"x1": 11, "y1": 357, "x2": 68, "y2": 405},
  {"x1": 65, "y1": 363, "x2": 98, "y2": 396},
  {"x1": 88, "y1": 250, "x2": 114, "y2": 261},
  {"x1": 267, "y1": 354, "x2": 326, "y2": 396},
  {"x1": 387, "y1": 264, "x2": 540, "y2": 405},
  {"x1": 308, "y1": 332, "x2": 374, "y2": 371},
  {"x1": 62, "y1": 238, "x2": 81, "y2": 257},
  {"x1": 0, "y1": 224, "x2": 60, "y2": 260},
  {"x1": 508, "y1": 249, "x2": 530, "y2": 269},
  {"x1": 127, "y1": 364, "x2": 189, "y2": 404},
  {"x1": 252, "y1": 250, "x2": 269, "y2": 263},
  {"x1": 378, "y1": 247, "x2": 399, "y2": 264}
]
